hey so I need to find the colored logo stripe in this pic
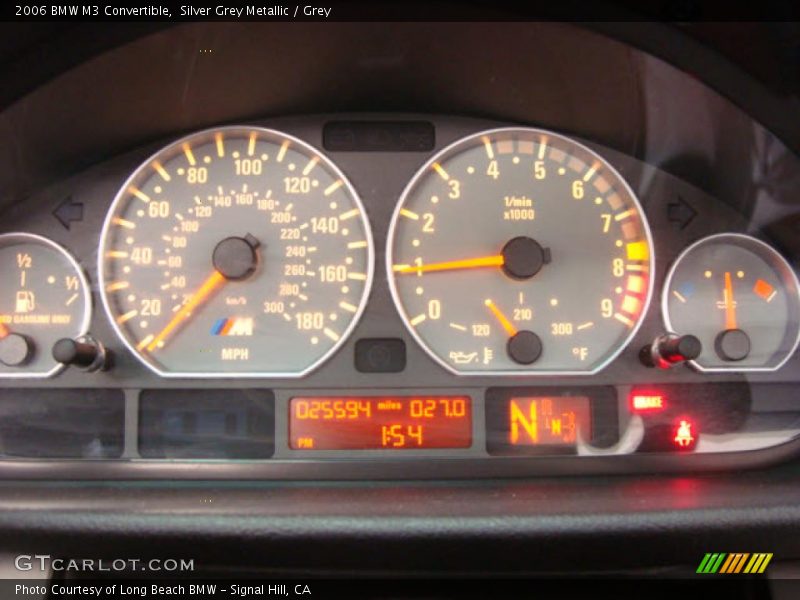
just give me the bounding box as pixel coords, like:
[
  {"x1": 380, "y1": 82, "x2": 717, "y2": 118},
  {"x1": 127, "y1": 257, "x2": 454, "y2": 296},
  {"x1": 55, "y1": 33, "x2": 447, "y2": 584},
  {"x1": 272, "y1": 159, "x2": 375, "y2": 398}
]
[
  {"x1": 697, "y1": 553, "x2": 726, "y2": 574},
  {"x1": 697, "y1": 553, "x2": 773, "y2": 574},
  {"x1": 211, "y1": 318, "x2": 234, "y2": 336},
  {"x1": 744, "y1": 553, "x2": 773, "y2": 574},
  {"x1": 720, "y1": 553, "x2": 749, "y2": 573}
]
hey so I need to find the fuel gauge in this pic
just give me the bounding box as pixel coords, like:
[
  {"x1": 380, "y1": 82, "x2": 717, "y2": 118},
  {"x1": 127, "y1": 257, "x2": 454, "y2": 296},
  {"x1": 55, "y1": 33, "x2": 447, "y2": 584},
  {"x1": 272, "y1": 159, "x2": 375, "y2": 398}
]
[
  {"x1": 0, "y1": 233, "x2": 91, "y2": 378},
  {"x1": 663, "y1": 233, "x2": 800, "y2": 372}
]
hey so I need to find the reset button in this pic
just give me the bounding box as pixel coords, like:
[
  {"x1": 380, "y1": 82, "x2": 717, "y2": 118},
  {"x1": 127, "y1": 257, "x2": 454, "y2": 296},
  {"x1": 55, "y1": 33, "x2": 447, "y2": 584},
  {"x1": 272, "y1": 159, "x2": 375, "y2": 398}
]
[{"x1": 355, "y1": 339, "x2": 406, "y2": 373}]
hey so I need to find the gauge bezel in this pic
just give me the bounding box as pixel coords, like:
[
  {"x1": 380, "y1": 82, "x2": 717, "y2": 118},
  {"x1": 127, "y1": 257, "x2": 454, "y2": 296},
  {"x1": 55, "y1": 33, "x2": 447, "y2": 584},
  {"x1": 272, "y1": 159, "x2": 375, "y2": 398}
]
[
  {"x1": 0, "y1": 232, "x2": 92, "y2": 379},
  {"x1": 98, "y1": 125, "x2": 375, "y2": 379},
  {"x1": 386, "y1": 126, "x2": 655, "y2": 377},
  {"x1": 662, "y1": 232, "x2": 800, "y2": 373}
]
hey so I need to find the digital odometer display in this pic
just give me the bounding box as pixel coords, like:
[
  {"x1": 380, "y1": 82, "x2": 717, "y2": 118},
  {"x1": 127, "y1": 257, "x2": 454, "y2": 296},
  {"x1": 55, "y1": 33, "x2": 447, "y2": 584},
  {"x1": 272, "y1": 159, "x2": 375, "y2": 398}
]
[{"x1": 289, "y1": 396, "x2": 472, "y2": 450}]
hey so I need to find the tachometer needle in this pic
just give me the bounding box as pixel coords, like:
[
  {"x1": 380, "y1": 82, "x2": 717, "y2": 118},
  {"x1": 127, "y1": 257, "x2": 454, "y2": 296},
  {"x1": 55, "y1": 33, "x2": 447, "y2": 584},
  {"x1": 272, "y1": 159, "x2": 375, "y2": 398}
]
[
  {"x1": 393, "y1": 255, "x2": 504, "y2": 274},
  {"x1": 723, "y1": 271, "x2": 737, "y2": 330},
  {"x1": 485, "y1": 299, "x2": 518, "y2": 337},
  {"x1": 147, "y1": 270, "x2": 226, "y2": 352}
]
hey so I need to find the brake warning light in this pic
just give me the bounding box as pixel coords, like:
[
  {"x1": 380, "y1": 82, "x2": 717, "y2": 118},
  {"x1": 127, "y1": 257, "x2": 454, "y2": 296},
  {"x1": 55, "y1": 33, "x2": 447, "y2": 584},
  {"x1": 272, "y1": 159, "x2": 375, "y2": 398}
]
[{"x1": 631, "y1": 393, "x2": 666, "y2": 412}]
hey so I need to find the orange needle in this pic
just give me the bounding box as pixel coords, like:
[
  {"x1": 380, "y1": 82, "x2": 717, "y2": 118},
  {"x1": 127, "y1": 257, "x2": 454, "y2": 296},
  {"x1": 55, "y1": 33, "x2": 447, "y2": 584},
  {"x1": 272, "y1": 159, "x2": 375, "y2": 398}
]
[
  {"x1": 724, "y1": 271, "x2": 737, "y2": 330},
  {"x1": 485, "y1": 299, "x2": 518, "y2": 337},
  {"x1": 393, "y1": 255, "x2": 504, "y2": 274},
  {"x1": 0, "y1": 322, "x2": 8, "y2": 339},
  {"x1": 147, "y1": 270, "x2": 226, "y2": 352}
]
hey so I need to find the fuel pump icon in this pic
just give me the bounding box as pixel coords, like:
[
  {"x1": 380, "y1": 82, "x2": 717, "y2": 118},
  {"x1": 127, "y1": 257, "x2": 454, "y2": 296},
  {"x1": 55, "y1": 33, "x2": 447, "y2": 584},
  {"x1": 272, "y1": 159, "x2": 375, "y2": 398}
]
[{"x1": 15, "y1": 291, "x2": 35, "y2": 313}]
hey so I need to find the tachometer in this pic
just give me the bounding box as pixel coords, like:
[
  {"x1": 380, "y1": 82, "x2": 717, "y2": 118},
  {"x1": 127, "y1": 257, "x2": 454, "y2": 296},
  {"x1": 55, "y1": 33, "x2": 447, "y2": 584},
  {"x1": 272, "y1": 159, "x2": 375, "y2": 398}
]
[
  {"x1": 99, "y1": 127, "x2": 373, "y2": 377},
  {"x1": 387, "y1": 128, "x2": 653, "y2": 375}
]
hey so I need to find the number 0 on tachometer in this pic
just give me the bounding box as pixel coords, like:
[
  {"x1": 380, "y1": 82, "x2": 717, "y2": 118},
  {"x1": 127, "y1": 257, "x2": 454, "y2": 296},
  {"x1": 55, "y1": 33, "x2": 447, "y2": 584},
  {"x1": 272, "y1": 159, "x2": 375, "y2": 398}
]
[{"x1": 387, "y1": 128, "x2": 653, "y2": 375}]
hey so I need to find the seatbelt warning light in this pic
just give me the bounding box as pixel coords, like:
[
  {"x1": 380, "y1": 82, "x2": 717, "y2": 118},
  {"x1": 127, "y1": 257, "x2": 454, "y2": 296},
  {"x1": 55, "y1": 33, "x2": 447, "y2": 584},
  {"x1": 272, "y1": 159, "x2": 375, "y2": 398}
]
[{"x1": 673, "y1": 418, "x2": 697, "y2": 450}]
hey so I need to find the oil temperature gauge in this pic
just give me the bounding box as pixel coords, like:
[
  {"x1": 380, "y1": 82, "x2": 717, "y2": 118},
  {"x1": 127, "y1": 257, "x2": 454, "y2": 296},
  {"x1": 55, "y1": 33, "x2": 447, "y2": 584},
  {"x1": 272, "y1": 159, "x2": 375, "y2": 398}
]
[
  {"x1": 0, "y1": 233, "x2": 91, "y2": 378},
  {"x1": 663, "y1": 233, "x2": 800, "y2": 372}
]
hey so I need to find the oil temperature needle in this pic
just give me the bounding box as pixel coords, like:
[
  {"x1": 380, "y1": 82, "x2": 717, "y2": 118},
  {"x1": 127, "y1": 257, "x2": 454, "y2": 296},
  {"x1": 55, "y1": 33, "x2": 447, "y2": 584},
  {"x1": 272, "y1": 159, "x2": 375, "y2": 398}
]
[
  {"x1": 147, "y1": 270, "x2": 226, "y2": 352},
  {"x1": 723, "y1": 271, "x2": 737, "y2": 330},
  {"x1": 485, "y1": 299, "x2": 518, "y2": 337},
  {"x1": 394, "y1": 255, "x2": 504, "y2": 274}
]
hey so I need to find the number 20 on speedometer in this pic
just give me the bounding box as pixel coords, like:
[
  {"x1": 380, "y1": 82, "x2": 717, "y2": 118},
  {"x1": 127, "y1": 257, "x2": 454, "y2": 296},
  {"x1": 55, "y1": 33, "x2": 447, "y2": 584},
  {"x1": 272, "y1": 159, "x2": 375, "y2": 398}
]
[{"x1": 387, "y1": 128, "x2": 654, "y2": 375}]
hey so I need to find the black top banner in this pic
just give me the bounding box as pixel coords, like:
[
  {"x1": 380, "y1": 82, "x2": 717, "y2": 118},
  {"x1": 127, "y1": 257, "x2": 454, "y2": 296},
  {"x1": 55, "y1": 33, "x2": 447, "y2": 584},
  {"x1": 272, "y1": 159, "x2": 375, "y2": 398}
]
[{"x1": 3, "y1": 0, "x2": 800, "y2": 22}]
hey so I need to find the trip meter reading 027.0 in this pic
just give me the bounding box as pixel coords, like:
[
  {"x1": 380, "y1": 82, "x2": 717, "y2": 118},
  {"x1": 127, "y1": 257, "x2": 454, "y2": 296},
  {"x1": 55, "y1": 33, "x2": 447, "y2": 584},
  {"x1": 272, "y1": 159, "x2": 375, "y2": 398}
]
[
  {"x1": 387, "y1": 128, "x2": 654, "y2": 375},
  {"x1": 99, "y1": 126, "x2": 373, "y2": 377}
]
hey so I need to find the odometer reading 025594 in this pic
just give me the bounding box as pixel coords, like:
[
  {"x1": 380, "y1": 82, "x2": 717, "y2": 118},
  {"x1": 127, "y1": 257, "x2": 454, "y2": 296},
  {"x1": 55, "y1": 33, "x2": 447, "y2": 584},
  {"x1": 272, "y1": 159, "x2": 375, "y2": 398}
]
[
  {"x1": 387, "y1": 128, "x2": 654, "y2": 375},
  {"x1": 100, "y1": 127, "x2": 373, "y2": 377}
]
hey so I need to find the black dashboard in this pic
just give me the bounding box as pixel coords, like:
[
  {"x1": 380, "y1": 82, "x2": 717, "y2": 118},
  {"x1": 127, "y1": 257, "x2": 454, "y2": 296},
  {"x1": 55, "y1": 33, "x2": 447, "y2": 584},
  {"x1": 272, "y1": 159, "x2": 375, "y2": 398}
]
[{"x1": 0, "y1": 17, "x2": 799, "y2": 589}]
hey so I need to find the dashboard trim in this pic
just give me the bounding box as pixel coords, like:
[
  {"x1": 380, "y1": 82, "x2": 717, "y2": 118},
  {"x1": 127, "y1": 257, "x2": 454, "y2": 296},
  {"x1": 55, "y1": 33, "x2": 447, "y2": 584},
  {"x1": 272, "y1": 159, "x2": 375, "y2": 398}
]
[{"x1": 1, "y1": 434, "x2": 800, "y2": 480}]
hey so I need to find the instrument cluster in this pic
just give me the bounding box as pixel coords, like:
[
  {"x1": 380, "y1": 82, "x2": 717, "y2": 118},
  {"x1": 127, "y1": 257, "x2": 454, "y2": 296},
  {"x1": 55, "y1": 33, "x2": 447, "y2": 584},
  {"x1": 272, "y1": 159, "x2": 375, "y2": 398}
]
[{"x1": 0, "y1": 114, "x2": 798, "y2": 477}]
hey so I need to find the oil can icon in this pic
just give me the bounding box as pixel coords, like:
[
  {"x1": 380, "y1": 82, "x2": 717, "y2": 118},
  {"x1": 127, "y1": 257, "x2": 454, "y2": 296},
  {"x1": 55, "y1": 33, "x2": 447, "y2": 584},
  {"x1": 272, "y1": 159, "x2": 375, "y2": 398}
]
[{"x1": 15, "y1": 291, "x2": 35, "y2": 313}]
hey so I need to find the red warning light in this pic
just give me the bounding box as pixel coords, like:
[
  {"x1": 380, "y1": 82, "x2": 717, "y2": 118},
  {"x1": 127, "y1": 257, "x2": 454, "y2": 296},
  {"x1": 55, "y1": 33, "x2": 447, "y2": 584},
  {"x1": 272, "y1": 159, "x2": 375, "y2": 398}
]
[
  {"x1": 673, "y1": 418, "x2": 697, "y2": 450},
  {"x1": 630, "y1": 392, "x2": 666, "y2": 413}
]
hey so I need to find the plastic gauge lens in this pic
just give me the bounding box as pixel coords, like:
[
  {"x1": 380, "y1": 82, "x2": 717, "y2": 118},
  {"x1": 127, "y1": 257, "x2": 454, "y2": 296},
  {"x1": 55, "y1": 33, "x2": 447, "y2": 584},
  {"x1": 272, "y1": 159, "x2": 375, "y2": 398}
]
[
  {"x1": 0, "y1": 233, "x2": 91, "y2": 378},
  {"x1": 664, "y1": 234, "x2": 800, "y2": 372},
  {"x1": 387, "y1": 128, "x2": 653, "y2": 375},
  {"x1": 99, "y1": 127, "x2": 373, "y2": 377}
]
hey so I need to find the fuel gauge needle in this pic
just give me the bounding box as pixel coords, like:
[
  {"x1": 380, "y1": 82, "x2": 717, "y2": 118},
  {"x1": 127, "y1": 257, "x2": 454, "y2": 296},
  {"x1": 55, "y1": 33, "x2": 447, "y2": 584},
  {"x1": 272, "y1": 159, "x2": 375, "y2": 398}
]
[
  {"x1": 485, "y1": 299, "x2": 518, "y2": 337},
  {"x1": 723, "y1": 271, "x2": 737, "y2": 330},
  {"x1": 146, "y1": 270, "x2": 226, "y2": 352}
]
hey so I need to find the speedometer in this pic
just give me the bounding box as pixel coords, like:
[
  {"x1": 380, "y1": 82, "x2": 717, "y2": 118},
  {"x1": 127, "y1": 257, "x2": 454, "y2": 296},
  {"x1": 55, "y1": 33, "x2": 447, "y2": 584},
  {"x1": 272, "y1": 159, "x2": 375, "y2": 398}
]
[
  {"x1": 99, "y1": 126, "x2": 373, "y2": 377},
  {"x1": 387, "y1": 128, "x2": 653, "y2": 375}
]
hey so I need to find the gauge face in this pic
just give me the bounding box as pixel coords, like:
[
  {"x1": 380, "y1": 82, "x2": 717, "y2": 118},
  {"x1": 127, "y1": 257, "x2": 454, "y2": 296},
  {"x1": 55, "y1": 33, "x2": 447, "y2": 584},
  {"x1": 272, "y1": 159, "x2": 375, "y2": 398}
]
[
  {"x1": 0, "y1": 233, "x2": 91, "y2": 378},
  {"x1": 387, "y1": 128, "x2": 653, "y2": 375},
  {"x1": 663, "y1": 234, "x2": 800, "y2": 372},
  {"x1": 99, "y1": 127, "x2": 373, "y2": 377}
]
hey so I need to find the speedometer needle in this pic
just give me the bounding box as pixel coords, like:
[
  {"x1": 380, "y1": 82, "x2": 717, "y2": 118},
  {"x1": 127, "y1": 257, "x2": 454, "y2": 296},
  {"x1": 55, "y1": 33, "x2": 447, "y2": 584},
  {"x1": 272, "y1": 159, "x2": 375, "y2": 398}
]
[
  {"x1": 393, "y1": 255, "x2": 504, "y2": 274},
  {"x1": 723, "y1": 271, "x2": 737, "y2": 330},
  {"x1": 147, "y1": 270, "x2": 226, "y2": 352}
]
